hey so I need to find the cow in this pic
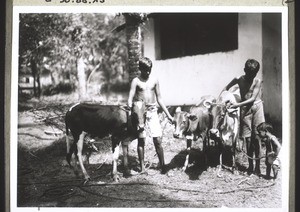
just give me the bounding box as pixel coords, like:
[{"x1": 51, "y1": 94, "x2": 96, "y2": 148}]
[
  {"x1": 205, "y1": 91, "x2": 240, "y2": 176},
  {"x1": 172, "y1": 96, "x2": 215, "y2": 171},
  {"x1": 65, "y1": 103, "x2": 141, "y2": 183}
]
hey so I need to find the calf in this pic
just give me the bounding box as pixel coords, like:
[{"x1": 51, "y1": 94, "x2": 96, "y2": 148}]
[
  {"x1": 172, "y1": 96, "x2": 215, "y2": 171},
  {"x1": 205, "y1": 91, "x2": 240, "y2": 175},
  {"x1": 65, "y1": 103, "x2": 140, "y2": 182}
]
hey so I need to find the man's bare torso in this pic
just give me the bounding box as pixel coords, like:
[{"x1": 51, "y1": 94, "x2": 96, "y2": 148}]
[
  {"x1": 238, "y1": 76, "x2": 262, "y2": 102},
  {"x1": 133, "y1": 76, "x2": 157, "y2": 104}
]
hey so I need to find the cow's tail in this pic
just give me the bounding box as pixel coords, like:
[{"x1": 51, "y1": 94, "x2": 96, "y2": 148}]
[{"x1": 65, "y1": 119, "x2": 69, "y2": 136}]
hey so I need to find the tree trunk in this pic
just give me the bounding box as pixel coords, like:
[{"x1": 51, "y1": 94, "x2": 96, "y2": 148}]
[
  {"x1": 71, "y1": 14, "x2": 88, "y2": 100},
  {"x1": 77, "y1": 56, "x2": 86, "y2": 100},
  {"x1": 31, "y1": 57, "x2": 37, "y2": 97},
  {"x1": 37, "y1": 73, "x2": 41, "y2": 97},
  {"x1": 124, "y1": 14, "x2": 143, "y2": 82}
]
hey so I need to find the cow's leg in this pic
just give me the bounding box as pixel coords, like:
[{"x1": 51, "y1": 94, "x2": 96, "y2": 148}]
[
  {"x1": 121, "y1": 139, "x2": 132, "y2": 177},
  {"x1": 76, "y1": 131, "x2": 90, "y2": 183},
  {"x1": 203, "y1": 136, "x2": 208, "y2": 170},
  {"x1": 272, "y1": 164, "x2": 279, "y2": 180},
  {"x1": 217, "y1": 152, "x2": 223, "y2": 177},
  {"x1": 266, "y1": 163, "x2": 271, "y2": 179},
  {"x1": 112, "y1": 138, "x2": 121, "y2": 182},
  {"x1": 183, "y1": 139, "x2": 192, "y2": 172},
  {"x1": 217, "y1": 140, "x2": 224, "y2": 177},
  {"x1": 232, "y1": 137, "x2": 238, "y2": 174},
  {"x1": 66, "y1": 133, "x2": 71, "y2": 157},
  {"x1": 66, "y1": 132, "x2": 79, "y2": 167},
  {"x1": 66, "y1": 133, "x2": 73, "y2": 166},
  {"x1": 203, "y1": 130, "x2": 211, "y2": 169},
  {"x1": 231, "y1": 149, "x2": 238, "y2": 175}
]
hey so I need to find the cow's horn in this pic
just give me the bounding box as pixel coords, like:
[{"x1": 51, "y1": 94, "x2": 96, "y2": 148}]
[
  {"x1": 203, "y1": 100, "x2": 212, "y2": 108},
  {"x1": 175, "y1": 107, "x2": 182, "y2": 113}
]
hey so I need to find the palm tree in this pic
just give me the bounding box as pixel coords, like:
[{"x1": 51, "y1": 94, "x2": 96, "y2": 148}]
[{"x1": 114, "y1": 13, "x2": 148, "y2": 82}]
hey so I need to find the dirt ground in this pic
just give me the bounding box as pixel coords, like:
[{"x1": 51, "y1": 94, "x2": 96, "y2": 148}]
[{"x1": 16, "y1": 97, "x2": 282, "y2": 208}]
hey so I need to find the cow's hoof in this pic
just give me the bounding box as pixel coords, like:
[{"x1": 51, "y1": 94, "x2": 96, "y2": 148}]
[
  {"x1": 233, "y1": 169, "x2": 239, "y2": 175},
  {"x1": 167, "y1": 171, "x2": 174, "y2": 177},
  {"x1": 139, "y1": 170, "x2": 148, "y2": 176},
  {"x1": 254, "y1": 170, "x2": 261, "y2": 177},
  {"x1": 83, "y1": 177, "x2": 91, "y2": 185},
  {"x1": 123, "y1": 170, "x2": 133, "y2": 178},
  {"x1": 265, "y1": 175, "x2": 271, "y2": 180},
  {"x1": 161, "y1": 166, "x2": 168, "y2": 174},
  {"x1": 247, "y1": 170, "x2": 254, "y2": 176},
  {"x1": 113, "y1": 175, "x2": 120, "y2": 182},
  {"x1": 217, "y1": 172, "x2": 223, "y2": 178}
]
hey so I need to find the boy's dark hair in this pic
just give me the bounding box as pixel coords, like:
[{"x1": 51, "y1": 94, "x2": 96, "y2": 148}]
[
  {"x1": 139, "y1": 57, "x2": 152, "y2": 71},
  {"x1": 257, "y1": 122, "x2": 273, "y2": 133},
  {"x1": 244, "y1": 59, "x2": 260, "y2": 73}
]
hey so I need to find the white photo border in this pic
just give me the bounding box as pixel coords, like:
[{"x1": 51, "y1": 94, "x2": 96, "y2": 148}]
[{"x1": 11, "y1": 5, "x2": 290, "y2": 212}]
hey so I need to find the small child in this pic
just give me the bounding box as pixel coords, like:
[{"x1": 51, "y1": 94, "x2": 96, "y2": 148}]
[{"x1": 256, "y1": 123, "x2": 281, "y2": 180}]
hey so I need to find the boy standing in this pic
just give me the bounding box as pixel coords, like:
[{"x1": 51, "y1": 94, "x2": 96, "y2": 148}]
[
  {"x1": 128, "y1": 57, "x2": 173, "y2": 174},
  {"x1": 257, "y1": 123, "x2": 281, "y2": 180},
  {"x1": 221, "y1": 59, "x2": 265, "y2": 176}
]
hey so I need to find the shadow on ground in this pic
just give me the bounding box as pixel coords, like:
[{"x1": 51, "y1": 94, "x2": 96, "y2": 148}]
[{"x1": 17, "y1": 136, "x2": 218, "y2": 207}]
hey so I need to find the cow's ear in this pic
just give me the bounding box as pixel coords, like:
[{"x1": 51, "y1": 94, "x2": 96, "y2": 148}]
[
  {"x1": 175, "y1": 107, "x2": 182, "y2": 113},
  {"x1": 188, "y1": 114, "x2": 198, "y2": 121}
]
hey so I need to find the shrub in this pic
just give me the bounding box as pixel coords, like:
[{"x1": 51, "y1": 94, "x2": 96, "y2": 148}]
[
  {"x1": 42, "y1": 82, "x2": 75, "y2": 96},
  {"x1": 110, "y1": 82, "x2": 130, "y2": 92}
]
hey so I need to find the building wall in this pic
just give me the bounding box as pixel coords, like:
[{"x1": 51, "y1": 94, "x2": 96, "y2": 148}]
[
  {"x1": 143, "y1": 13, "x2": 263, "y2": 105},
  {"x1": 262, "y1": 13, "x2": 282, "y2": 136}
]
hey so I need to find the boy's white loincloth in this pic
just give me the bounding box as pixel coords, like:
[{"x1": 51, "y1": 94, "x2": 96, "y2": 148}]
[{"x1": 138, "y1": 103, "x2": 162, "y2": 138}]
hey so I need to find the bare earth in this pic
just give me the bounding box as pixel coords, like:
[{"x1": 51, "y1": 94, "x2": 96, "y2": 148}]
[{"x1": 16, "y1": 101, "x2": 282, "y2": 208}]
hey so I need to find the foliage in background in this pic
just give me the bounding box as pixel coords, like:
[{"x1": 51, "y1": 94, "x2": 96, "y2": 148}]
[
  {"x1": 42, "y1": 82, "x2": 75, "y2": 96},
  {"x1": 19, "y1": 13, "x2": 129, "y2": 97}
]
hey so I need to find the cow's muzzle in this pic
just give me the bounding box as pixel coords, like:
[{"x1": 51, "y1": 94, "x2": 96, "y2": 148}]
[
  {"x1": 173, "y1": 133, "x2": 180, "y2": 138},
  {"x1": 137, "y1": 124, "x2": 145, "y2": 132},
  {"x1": 173, "y1": 131, "x2": 184, "y2": 139},
  {"x1": 209, "y1": 128, "x2": 220, "y2": 138}
]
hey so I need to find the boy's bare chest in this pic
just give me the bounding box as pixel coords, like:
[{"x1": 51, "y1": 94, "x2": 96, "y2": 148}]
[{"x1": 136, "y1": 80, "x2": 156, "y2": 91}]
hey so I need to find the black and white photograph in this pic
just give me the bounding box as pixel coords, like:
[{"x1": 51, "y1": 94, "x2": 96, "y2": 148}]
[{"x1": 10, "y1": 5, "x2": 290, "y2": 211}]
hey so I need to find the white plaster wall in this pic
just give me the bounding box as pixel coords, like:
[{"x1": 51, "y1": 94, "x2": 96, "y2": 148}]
[{"x1": 143, "y1": 13, "x2": 263, "y2": 105}]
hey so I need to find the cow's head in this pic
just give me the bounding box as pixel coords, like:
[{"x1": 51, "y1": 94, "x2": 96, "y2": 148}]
[
  {"x1": 209, "y1": 99, "x2": 238, "y2": 137},
  {"x1": 210, "y1": 103, "x2": 227, "y2": 137},
  {"x1": 172, "y1": 107, "x2": 197, "y2": 139},
  {"x1": 131, "y1": 101, "x2": 146, "y2": 132},
  {"x1": 204, "y1": 91, "x2": 240, "y2": 147}
]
